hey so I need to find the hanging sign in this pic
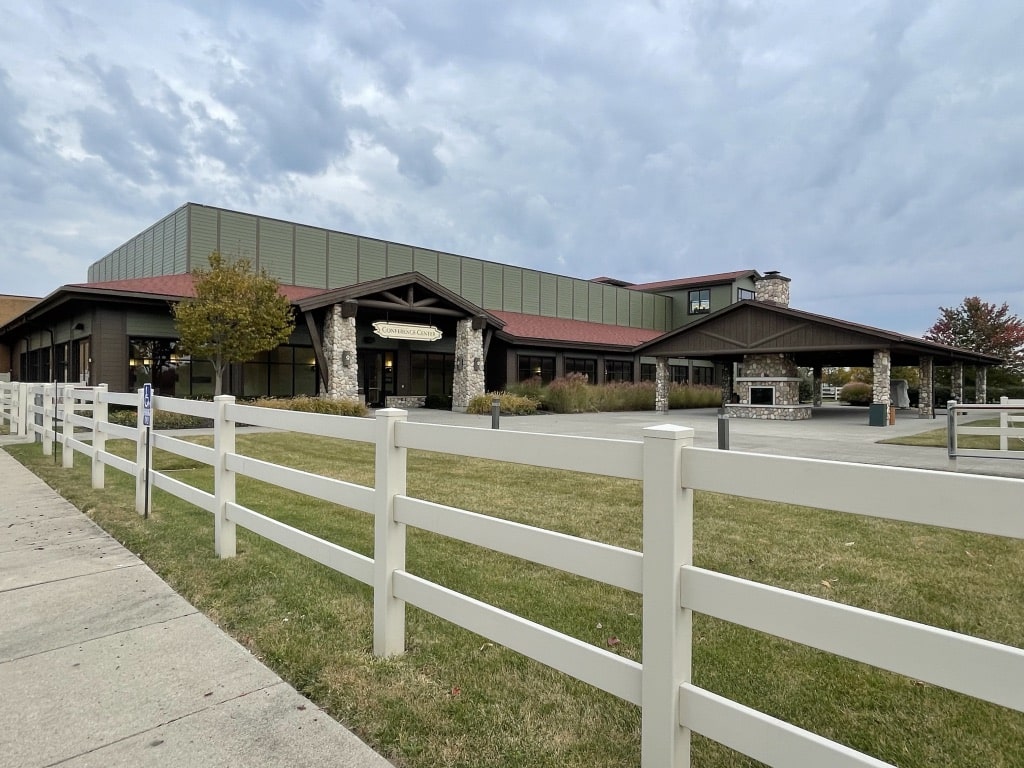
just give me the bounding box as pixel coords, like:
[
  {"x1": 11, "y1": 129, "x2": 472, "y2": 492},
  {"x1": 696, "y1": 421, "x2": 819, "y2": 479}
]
[
  {"x1": 142, "y1": 383, "x2": 153, "y2": 427},
  {"x1": 372, "y1": 321, "x2": 443, "y2": 341}
]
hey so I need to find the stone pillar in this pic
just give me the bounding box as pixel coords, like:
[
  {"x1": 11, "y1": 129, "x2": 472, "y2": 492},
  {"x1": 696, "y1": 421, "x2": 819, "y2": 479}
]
[
  {"x1": 323, "y1": 305, "x2": 359, "y2": 399},
  {"x1": 655, "y1": 357, "x2": 669, "y2": 413},
  {"x1": 951, "y1": 361, "x2": 964, "y2": 404},
  {"x1": 976, "y1": 366, "x2": 987, "y2": 404},
  {"x1": 813, "y1": 366, "x2": 823, "y2": 407},
  {"x1": 918, "y1": 355, "x2": 934, "y2": 419},
  {"x1": 872, "y1": 349, "x2": 891, "y2": 405},
  {"x1": 452, "y1": 318, "x2": 484, "y2": 412},
  {"x1": 719, "y1": 364, "x2": 732, "y2": 406}
]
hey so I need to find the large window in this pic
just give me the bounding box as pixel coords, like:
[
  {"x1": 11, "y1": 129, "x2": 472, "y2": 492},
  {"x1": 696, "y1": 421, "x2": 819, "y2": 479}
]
[
  {"x1": 737, "y1": 288, "x2": 755, "y2": 301},
  {"x1": 692, "y1": 366, "x2": 715, "y2": 385},
  {"x1": 604, "y1": 360, "x2": 633, "y2": 383},
  {"x1": 517, "y1": 355, "x2": 555, "y2": 384},
  {"x1": 564, "y1": 357, "x2": 597, "y2": 384},
  {"x1": 640, "y1": 363, "x2": 689, "y2": 384},
  {"x1": 688, "y1": 289, "x2": 710, "y2": 315},
  {"x1": 410, "y1": 352, "x2": 455, "y2": 397}
]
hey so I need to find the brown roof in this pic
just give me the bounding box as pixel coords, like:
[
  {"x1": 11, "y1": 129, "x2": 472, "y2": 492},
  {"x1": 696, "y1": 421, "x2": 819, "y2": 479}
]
[
  {"x1": 69, "y1": 275, "x2": 328, "y2": 302},
  {"x1": 629, "y1": 270, "x2": 758, "y2": 292},
  {"x1": 491, "y1": 311, "x2": 663, "y2": 348}
]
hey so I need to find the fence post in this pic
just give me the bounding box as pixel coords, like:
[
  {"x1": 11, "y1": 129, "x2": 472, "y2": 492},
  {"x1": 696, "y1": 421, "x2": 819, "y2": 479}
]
[
  {"x1": 373, "y1": 408, "x2": 408, "y2": 657},
  {"x1": 642, "y1": 424, "x2": 694, "y2": 768},
  {"x1": 17, "y1": 382, "x2": 29, "y2": 437},
  {"x1": 946, "y1": 400, "x2": 958, "y2": 471},
  {"x1": 61, "y1": 384, "x2": 74, "y2": 468},
  {"x1": 42, "y1": 383, "x2": 54, "y2": 456},
  {"x1": 213, "y1": 394, "x2": 237, "y2": 558},
  {"x1": 92, "y1": 385, "x2": 107, "y2": 489}
]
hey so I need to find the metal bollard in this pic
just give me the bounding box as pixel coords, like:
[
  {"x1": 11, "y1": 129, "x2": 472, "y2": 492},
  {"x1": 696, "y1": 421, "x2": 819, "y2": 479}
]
[
  {"x1": 491, "y1": 398, "x2": 501, "y2": 429},
  {"x1": 717, "y1": 410, "x2": 730, "y2": 450}
]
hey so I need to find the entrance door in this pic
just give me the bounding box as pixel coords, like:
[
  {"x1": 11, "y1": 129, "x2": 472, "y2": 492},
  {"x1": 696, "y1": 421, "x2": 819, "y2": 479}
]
[{"x1": 359, "y1": 351, "x2": 396, "y2": 407}]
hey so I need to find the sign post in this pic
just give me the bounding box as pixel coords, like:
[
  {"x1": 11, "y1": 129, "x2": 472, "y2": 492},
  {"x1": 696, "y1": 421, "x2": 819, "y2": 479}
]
[{"x1": 142, "y1": 383, "x2": 152, "y2": 518}]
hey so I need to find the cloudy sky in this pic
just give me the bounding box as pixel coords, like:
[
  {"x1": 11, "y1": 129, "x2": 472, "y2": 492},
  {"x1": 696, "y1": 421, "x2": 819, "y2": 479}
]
[{"x1": 1, "y1": 1, "x2": 1022, "y2": 336}]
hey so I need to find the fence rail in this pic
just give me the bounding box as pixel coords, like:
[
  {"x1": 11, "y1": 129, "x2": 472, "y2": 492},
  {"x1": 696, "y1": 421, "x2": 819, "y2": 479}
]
[
  {"x1": 2, "y1": 380, "x2": 1023, "y2": 767},
  {"x1": 947, "y1": 398, "x2": 1024, "y2": 462}
]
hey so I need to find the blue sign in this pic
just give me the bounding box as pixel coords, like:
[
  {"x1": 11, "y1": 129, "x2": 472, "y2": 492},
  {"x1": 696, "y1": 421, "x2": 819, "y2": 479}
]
[{"x1": 142, "y1": 383, "x2": 153, "y2": 427}]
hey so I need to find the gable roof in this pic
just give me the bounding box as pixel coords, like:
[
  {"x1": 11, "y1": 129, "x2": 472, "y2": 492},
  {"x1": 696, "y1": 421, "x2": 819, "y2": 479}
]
[
  {"x1": 636, "y1": 300, "x2": 1003, "y2": 367},
  {"x1": 628, "y1": 270, "x2": 759, "y2": 293},
  {"x1": 491, "y1": 311, "x2": 662, "y2": 349}
]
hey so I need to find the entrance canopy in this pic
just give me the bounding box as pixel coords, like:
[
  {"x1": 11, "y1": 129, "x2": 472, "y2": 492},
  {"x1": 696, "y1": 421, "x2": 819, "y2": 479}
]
[{"x1": 635, "y1": 300, "x2": 1002, "y2": 368}]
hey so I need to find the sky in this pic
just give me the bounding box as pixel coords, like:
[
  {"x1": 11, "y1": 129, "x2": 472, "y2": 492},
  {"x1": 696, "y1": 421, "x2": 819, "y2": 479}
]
[{"x1": 0, "y1": 1, "x2": 1022, "y2": 337}]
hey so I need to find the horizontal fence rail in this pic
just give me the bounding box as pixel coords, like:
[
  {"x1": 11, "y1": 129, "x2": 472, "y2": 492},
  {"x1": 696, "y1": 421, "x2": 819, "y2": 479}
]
[
  {"x1": 948, "y1": 399, "x2": 1024, "y2": 461},
  {"x1": 3, "y1": 381, "x2": 1023, "y2": 768}
]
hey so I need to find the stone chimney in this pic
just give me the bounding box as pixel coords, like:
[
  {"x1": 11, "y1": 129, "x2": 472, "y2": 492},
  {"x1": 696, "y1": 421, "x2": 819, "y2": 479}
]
[{"x1": 754, "y1": 271, "x2": 791, "y2": 307}]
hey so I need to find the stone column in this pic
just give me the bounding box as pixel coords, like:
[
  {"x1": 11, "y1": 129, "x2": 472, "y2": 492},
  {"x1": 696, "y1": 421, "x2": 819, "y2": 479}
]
[
  {"x1": 813, "y1": 366, "x2": 823, "y2": 407},
  {"x1": 976, "y1": 366, "x2": 987, "y2": 404},
  {"x1": 872, "y1": 350, "x2": 891, "y2": 404},
  {"x1": 719, "y1": 364, "x2": 732, "y2": 406},
  {"x1": 655, "y1": 357, "x2": 669, "y2": 413},
  {"x1": 918, "y1": 355, "x2": 934, "y2": 418},
  {"x1": 951, "y1": 361, "x2": 964, "y2": 404},
  {"x1": 323, "y1": 305, "x2": 359, "y2": 399},
  {"x1": 452, "y1": 317, "x2": 484, "y2": 412}
]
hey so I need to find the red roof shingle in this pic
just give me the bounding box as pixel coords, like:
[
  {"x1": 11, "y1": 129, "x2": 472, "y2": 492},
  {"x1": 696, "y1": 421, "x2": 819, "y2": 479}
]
[{"x1": 491, "y1": 311, "x2": 662, "y2": 347}]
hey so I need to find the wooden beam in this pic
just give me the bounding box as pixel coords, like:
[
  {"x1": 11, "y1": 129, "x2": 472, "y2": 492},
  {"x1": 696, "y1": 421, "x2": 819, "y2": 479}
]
[
  {"x1": 304, "y1": 311, "x2": 329, "y2": 392},
  {"x1": 357, "y1": 300, "x2": 465, "y2": 317}
]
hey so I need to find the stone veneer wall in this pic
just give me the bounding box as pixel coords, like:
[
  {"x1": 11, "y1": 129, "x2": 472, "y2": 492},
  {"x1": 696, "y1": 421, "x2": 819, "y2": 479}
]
[
  {"x1": 918, "y1": 356, "x2": 934, "y2": 418},
  {"x1": 719, "y1": 365, "x2": 732, "y2": 406},
  {"x1": 872, "y1": 349, "x2": 891, "y2": 404},
  {"x1": 451, "y1": 318, "x2": 484, "y2": 411},
  {"x1": 655, "y1": 358, "x2": 669, "y2": 413},
  {"x1": 323, "y1": 305, "x2": 359, "y2": 399},
  {"x1": 976, "y1": 367, "x2": 987, "y2": 404},
  {"x1": 952, "y1": 361, "x2": 964, "y2": 403},
  {"x1": 724, "y1": 404, "x2": 812, "y2": 420},
  {"x1": 736, "y1": 354, "x2": 800, "y2": 405},
  {"x1": 754, "y1": 273, "x2": 791, "y2": 306}
]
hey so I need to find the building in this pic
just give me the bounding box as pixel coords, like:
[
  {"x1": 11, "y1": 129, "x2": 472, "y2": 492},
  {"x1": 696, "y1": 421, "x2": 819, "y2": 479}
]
[{"x1": 0, "y1": 202, "x2": 1000, "y2": 417}]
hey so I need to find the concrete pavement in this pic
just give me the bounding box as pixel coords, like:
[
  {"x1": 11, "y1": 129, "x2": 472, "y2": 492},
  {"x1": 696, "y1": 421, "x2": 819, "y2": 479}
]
[{"x1": 0, "y1": 443, "x2": 393, "y2": 768}]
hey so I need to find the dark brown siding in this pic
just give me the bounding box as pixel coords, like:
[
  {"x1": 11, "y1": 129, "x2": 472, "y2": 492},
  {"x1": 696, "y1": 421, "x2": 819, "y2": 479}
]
[{"x1": 92, "y1": 308, "x2": 128, "y2": 391}]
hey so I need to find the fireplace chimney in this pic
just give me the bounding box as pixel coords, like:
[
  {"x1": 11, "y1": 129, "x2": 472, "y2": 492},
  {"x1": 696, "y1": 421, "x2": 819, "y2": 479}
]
[{"x1": 754, "y1": 271, "x2": 791, "y2": 307}]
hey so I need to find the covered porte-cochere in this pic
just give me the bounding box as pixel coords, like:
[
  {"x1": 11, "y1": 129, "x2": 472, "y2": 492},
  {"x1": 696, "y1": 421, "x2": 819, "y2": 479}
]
[
  {"x1": 296, "y1": 273, "x2": 504, "y2": 410},
  {"x1": 636, "y1": 298, "x2": 1003, "y2": 423}
]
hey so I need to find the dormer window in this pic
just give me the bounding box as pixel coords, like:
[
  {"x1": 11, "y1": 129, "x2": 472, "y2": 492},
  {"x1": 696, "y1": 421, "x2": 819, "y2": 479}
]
[{"x1": 688, "y1": 289, "x2": 710, "y2": 314}]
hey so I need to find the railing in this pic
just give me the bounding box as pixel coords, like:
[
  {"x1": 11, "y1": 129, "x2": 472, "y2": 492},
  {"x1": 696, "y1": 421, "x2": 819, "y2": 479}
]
[
  {"x1": 947, "y1": 398, "x2": 1024, "y2": 462},
  {"x1": 3, "y1": 381, "x2": 1024, "y2": 767}
]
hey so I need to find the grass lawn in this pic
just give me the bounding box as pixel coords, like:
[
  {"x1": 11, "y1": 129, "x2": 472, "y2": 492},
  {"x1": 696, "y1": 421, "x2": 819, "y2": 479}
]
[
  {"x1": 7, "y1": 433, "x2": 1024, "y2": 768},
  {"x1": 881, "y1": 418, "x2": 1024, "y2": 451}
]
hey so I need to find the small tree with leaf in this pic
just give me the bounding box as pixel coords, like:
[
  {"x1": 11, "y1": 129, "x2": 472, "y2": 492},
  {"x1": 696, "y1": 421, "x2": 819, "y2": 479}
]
[{"x1": 173, "y1": 253, "x2": 295, "y2": 396}]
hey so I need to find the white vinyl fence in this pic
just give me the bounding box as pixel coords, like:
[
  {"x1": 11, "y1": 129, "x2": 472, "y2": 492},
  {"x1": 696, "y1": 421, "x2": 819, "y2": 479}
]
[
  {"x1": 947, "y1": 398, "x2": 1024, "y2": 461},
  {"x1": 3, "y1": 381, "x2": 1024, "y2": 767}
]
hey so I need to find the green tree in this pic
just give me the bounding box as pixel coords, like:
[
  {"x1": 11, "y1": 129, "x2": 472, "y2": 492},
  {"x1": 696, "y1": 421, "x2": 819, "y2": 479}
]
[
  {"x1": 172, "y1": 253, "x2": 295, "y2": 395},
  {"x1": 924, "y1": 296, "x2": 1024, "y2": 378}
]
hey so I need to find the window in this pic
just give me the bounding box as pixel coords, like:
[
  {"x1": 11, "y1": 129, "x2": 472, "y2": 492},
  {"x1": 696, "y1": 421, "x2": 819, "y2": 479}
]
[
  {"x1": 670, "y1": 364, "x2": 688, "y2": 384},
  {"x1": 688, "y1": 289, "x2": 710, "y2": 314},
  {"x1": 737, "y1": 288, "x2": 755, "y2": 301},
  {"x1": 517, "y1": 355, "x2": 555, "y2": 384},
  {"x1": 691, "y1": 366, "x2": 715, "y2": 385},
  {"x1": 640, "y1": 363, "x2": 656, "y2": 382},
  {"x1": 410, "y1": 352, "x2": 455, "y2": 396},
  {"x1": 564, "y1": 357, "x2": 597, "y2": 384},
  {"x1": 604, "y1": 360, "x2": 633, "y2": 383}
]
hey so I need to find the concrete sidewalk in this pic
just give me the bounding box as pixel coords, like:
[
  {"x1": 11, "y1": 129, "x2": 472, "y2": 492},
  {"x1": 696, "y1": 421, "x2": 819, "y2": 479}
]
[{"x1": 0, "y1": 445, "x2": 393, "y2": 768}]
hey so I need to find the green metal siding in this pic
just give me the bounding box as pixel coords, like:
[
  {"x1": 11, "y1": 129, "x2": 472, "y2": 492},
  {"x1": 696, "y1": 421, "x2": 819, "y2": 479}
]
[
  {"x1": 629, "y1": 291, "x2": 642, "y2": 326},
  {"x1": 328, "y1": 232, "x2": 358, "y2": 288},
  {"x1": 161, "y1": 218, "x2": 175, "y2": 274},
  {"x1": 654, "y1": 296, "x2": 667, "y2": 329},
  {"x1": 438, "y1": 253, "x2": 461, "y2": 293},
  {"x1": 358, "y1": 239, "x2": 386, "y2": 282},
  {"x1": 603, "y1": 285, "x2": 617, "y2": 324},
  {"x1": 258, "y1": 219, "x2": 294, "y2": 283},
  {"x1": 572, "y1": 279, "x2": 589, "y2": 320},
  {"x1": 295, "y1": 226, "x2": 326, "y2": 288},
  {"x1": 556, "y1": 276, "x2": 573, "y2": 318},
  {"x1": 413, "y1": 248, "x2": 439, "y2": 280},
  {"x1": 482, "y1": 263, "x2": 503, "y2": 310},
  {"x1": 189, "y1": 206, "x2": 219, "y2": 268},
  {"x1": 588, "y1": 283, "x2": 603, "y2": 323},
  {"x1": 387, "y1": 243, "x2": 413, "y2": 276},
  {"x1": 131, "y1": 239, "x2": 143, "y2": 278},
  {"x1": 540, "y1": 273, "x2": 557, "y2": 316},
  {"x1": 502, "y1": 266, "x2": 523, "y2": 312},
  {"x1": 642, "y1": 293, "x2": 656, "y2": 328},
  {"x1": 522, "y1": 270, "x2": 540, "y2": 314},
  {"x1": 220, "y1": 211, "x2": 257, "y2": 262},
  {"x1": 173, "y1": 207, "x2": 188, "y2": 273},
  {"x1": 461, "y1": 259, "x2": 482, "y2": 305},
  {"x1": 614, "y1": 288, "x2": 630, "y2": 325}
]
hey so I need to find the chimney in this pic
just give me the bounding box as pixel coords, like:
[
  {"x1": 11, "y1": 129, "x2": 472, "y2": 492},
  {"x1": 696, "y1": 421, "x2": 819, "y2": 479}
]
[{"x1": 754, "y1": 271, "x2": 791, "y2": 307}]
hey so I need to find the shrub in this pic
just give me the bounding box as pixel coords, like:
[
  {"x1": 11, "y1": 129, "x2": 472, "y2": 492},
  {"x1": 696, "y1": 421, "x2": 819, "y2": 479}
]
[
  {"x1": 667, "y1": 384, "x2": 722, "y2": 409},
  {"x1": 507, "y1": 376, "x2": 544, "y2": 404},
  {"x1": 543, "y1": 373, "x2": 591, "y2": 414},
  {"x1": 466, "y1": 392, "x2": 538, "y2": 416},
  {"x1": 839, "y1": 381, "x2": 873, "y2": 406},
  {"x1": 248, "y1": 395, "x2": 367, "y2": 417},
  {"x1": 107, "y1": 407, "x2": 212, "y2": 430},
  {"x1": 589, "y1": 381, "x2": 656, "y2": 412}
]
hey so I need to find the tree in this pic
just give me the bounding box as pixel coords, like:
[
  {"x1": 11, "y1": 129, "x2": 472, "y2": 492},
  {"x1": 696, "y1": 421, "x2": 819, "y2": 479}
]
[
  {"x1": 923, "y1": 296, "x2": 1024, "y2": 378},
  {"x1": 173, "y1": 253, "x2": 295, "y2": 395}
]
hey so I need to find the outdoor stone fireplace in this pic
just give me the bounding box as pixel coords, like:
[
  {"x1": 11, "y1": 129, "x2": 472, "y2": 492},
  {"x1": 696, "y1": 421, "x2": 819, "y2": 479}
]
[{"x1": 726, "y1": 353, "x2": 812, "y2": 420}]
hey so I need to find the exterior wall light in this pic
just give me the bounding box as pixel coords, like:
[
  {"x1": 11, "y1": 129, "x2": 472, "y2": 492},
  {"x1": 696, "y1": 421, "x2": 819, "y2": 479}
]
[{"x1": 473, "y1": 357, "x2": 481, "y2": 372}]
